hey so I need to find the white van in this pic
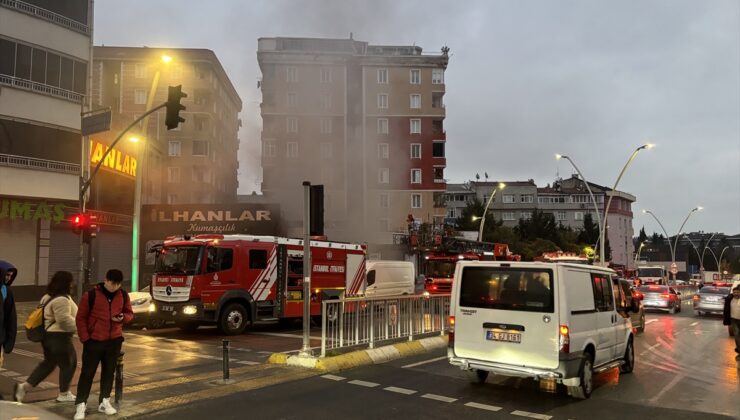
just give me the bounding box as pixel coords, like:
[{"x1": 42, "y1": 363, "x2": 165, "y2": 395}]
[
  {"x1": 448, "y1": 261, "x2": 635, "y2": 399},
  {"x1": 365, "y1": 261, "x2": 415, "y2": 297}
]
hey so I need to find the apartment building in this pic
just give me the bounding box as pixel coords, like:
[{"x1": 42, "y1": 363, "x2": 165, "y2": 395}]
[
  {"x1": 0, "y1": 0, "x2": 92, "y2": 298},
  {"x1": 258, "y1": 36, "x2": 449, "y2": 245}
]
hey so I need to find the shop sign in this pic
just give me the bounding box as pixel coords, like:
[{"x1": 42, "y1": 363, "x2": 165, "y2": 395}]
[
  {"x1": 90, "y1": 140, "x2": 137, "y2": 178},
  {"x1": 0, "y1": 199, "x2": 66, "y2": 223}
]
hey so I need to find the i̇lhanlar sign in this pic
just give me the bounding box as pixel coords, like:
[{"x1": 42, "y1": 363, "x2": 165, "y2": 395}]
[
  {"x1": 141, "y1": 203, "x2": 279, "y2": 238},
  {"x1": 89, "y1": 140, "x2": 137, "y2": 178},
  {"x1": 0, "y1": 199, "x2": 66, "y2": 223}
]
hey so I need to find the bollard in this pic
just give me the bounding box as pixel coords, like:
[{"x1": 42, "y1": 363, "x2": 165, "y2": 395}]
[
  {"x1": 222, "y1": 339, "x2": 230, "y2": 381},
  {"x1": 114, "y1": 351, "x2": 125, "y2": 404}
]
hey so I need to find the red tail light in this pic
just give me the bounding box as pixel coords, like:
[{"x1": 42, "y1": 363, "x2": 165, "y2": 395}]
[
  {"x1": 448, "y1": 316, "x2": 455, "y2": 347},
  {"x1": 632, "y1": 291, "x2": 643, "y2": 300},
  {"x1": 692, "y1": 295, "x2": 700, "y2": 301},
  {"x1": 559, "y1": 324, "x2": 570, "y2": 353},
  {"x1": 432, "y1": 285, "x2": 438, "y2": 291},
  {"x1": 661, "y1": 293, "x2": 671, "y2": 299}
]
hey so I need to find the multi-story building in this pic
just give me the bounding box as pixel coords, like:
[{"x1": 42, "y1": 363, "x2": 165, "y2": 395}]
[
  {"x1": 88, "y1": 46, "x2": 242, "y2": 282},
  {"x1": 445, "y1": 175, "x2": 636, "y2": 268},
  {"x1": 0, "y1": 0, "x2": 92, "y2": 299},
  {"x1": 258, "y1": 36, "x2": 449, "y2": 245}
]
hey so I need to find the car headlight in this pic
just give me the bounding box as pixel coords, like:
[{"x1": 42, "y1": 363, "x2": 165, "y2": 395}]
[
  {"x1": 183, "y1": 305, "x2": 198, "y2": 315},
  {"x1": 148, "y1": 303, "x2": 156, "y2": 313},
  {"x1": 132, "y1": 298, "x2": 149, "y2": 306}
]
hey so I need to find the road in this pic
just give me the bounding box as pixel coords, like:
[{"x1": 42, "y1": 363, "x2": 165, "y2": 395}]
[{"x1": 143, "y1": 296, "x2": 739, "y2": 420}]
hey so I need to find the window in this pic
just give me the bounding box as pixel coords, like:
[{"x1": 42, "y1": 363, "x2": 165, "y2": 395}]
[
  {"x1": 379, "y1": 193, "x2": 389, "y2": 208},
  {"x1": 134, "y1": 89, "x2": 147, "y2": 105},
  {"x1": 73, "y1": 61, "x2": 86, "y2": 93},
  {"x1": 410, "y1": 144, "x2": 421, "y2": 159},
  {"x1": 287, "y1": 92, "x2": 297, "y2": 107},
  {"x1": 410, "y1": 119, "x2": 421, "y2": 134},
  {"x1": 574, "y1": 211, "x2": 584, "y2": 221},
  {"x1": 134, "y1": 63, "x2": 146, "y2": 78},
  {"x1": 520, "y1": 194, "x2": 534, "y2": 203},
  {"x1": 167, "y1": 167, "x2": 180, "y2": 183},
  {"x1": 411, "y1": 193, "x2": 422, "y2": 209},
  {"x1": 432, "y1": 68, "x2": 444, "y2": 84},
  {"x1": 320, "y1": 94, "x2": 331, "y2": 109},
  {"x1": 320, "y1": 142, "x2": 333, "y2": 159},
  {"x1": 263, "y1": 141, "x2": 276, "y2": 158},
  {"x1": 378, "y1": 168, "x2": 389, "y2": 184},
  {"x1": 45, "y1": 52, "x2": 60, "y2": 87},
  {"x1": 459, "y1": 267, "x2": 554, "y2": 313},
  {"x1": 377, "y1": 143, "x2": 389, "y2": 159},
  {"x1": 286, "y1": 117, "x2": 298, "y2": 133},
  {"x1": 592, "y1": 274, "x2": 614, "y2": 312},
  {"x1": 320, "y1": 68, "x2": 332, "y2": 83},
  {"x1": 410, "y1": 69, "x2": 421, "y2": 84},
  {"x1": 320, "y1": 117, "x2": 332, "y2": 134},
  {"x1": 168, "y1": 141, "x2": 181, "y2": 157},
  {"x1": 432, "y1": 92, "x2": 444, "y2": 108},
  {"x1": 192, "y1": 141, "x2": 209, "y2": 156},
  {"x1": 31, "y1": 48, "x2": 45, "y2": 83},
  {"x1": 411, "y1": 169, "x2": 422, "y2": 184},
  {"x1": 206, "y1": 248, "x2": 234, "y2": 273},
  {"x1": 410, "y1": 94, "x2": 421, "y2": 109},
  {"x1": 520, "y1": 211, "x2": 532, "y2": 220},
  {"x1": 249, "y1": 249, "x2": 268, "y2": 269},
  {"x1": 502, "y1": 212, "x2": 515, "y2": 221},
  {"x1": 167, "y1": 194, "x2": 178, "y2": 204},
  {"x1": 286, "y1": 142, "x2": 298, "y2": 158},
  {"x1": 556, "y1": 211, "x2": 567, "y2": 221},
  {"x1": 377, "y1": 94, "x2": 388, "y2": 109},
  {"x1": 377, "y1": 68, "x2": 388, "y2": 84},
  {"x1": 432, "y1": 141, "x2": 445, "y2": 158},
  {"x1": 0, "y1": 39, "x2": 16, "y2": 76},
  {"x1": 286, "y1": 66, "x2": 297, "y2": 82},
  {"x1": 15, "y1": 44, "x2": 31, "y2": 80},
  {"x1": 377, "y1": 118, "x2": 389, "y2": 134},
  {"x1": 503, "y1": 194, "x2": 515, "y2": 204},
  {"x1": 447, "y1": 208, "x2": 456, "y2": 218},
  {"x1": 60, "y1": 57, "x2": 73, "y2": 91}
]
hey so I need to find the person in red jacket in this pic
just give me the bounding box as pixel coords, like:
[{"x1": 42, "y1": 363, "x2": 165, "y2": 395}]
[{"x1": 74, "y1": 269, "x2": 133, "y2": 420}]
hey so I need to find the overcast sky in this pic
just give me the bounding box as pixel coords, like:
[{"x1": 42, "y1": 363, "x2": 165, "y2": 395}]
[{"x1": 95, "y1": 0, "x2": 739, "y2": 235}]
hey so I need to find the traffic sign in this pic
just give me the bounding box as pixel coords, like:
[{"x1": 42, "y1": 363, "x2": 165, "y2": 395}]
[
  {"x1": 670, "y1": 263, "x2": 678, "y2": 275},
  {"x1": 81, "y1": 108, "x2": 112, "y2": 136}
]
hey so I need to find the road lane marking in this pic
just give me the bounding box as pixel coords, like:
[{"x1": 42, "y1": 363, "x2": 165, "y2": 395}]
[
  {"x1": 348, "y1": 379, "x2": 380, "y2": 388},
  {"x1": 0, "y1": 370, "x2": 22, "y2": 377},
  {"x1": 384, "y1": 386, "x2": 417, "y2": 395},
  {"x1": 402, "y1": 356, "x2": 448, "y2": 368},
  {"x1": 321, "y1": 374, "x2": 346, "y2": 381},
  {"x1": 124, "y1": 365, "x2": 272, "y2": 394},
  {"x1": 237, "y1": 361, "x2": 260, "y2": 365},
  {"x1": 465, "y1": 402, "x2": 502, "y2": 412},
  {"x1": 645, "y1": 319, "x2": 658, "y2": 325},
  {"x1": 251, "y1": 332, "x2": 323, "y2": 340},
  {"x1": 640, "y1": 342, "x2": 661, "y2": 356},
  {"x1": 690, "y1": 322, "x2": 699, "y2": 326},
  {"x1": 421, "y1": 393, "x2": 457, "y2": 403},
  {"x1": 511, "y1": 410, "x2": 552, "y2": 420},
  {"x1": 649, "y1": 374, "x2": 684, "y2": 403}
]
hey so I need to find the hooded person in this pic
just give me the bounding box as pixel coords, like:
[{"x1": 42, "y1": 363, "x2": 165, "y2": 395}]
[
  {"x1": 0, "y1": 260, "x2": 18, "y2": 374},
  {"x1": 723, "y1": 284, "x2": 740, "y2": 361}
]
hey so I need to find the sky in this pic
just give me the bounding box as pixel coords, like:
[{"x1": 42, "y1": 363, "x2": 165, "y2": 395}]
[{"x1": 94, "y1": 0, "x2": 740, "y2": 235}]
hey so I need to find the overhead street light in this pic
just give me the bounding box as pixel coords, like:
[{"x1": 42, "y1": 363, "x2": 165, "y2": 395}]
[
  {"x1": 477, "y1": 182, "x2": 505, "y2": 242},
  {"x1": 642, "y1": 206, "x2": 702, "y2": 284}
]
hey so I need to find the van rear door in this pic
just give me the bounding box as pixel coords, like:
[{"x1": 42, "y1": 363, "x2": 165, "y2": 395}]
[{"x1": 453, "y1": 265, "x2": 559, "y2": 369}]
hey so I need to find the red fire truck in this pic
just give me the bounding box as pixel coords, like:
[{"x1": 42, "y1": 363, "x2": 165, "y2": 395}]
[{"x1": 150, "y1": 234, "x2": 366, "y2": 334}]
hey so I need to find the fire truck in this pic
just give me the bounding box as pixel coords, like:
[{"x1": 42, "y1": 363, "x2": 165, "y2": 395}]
[
  {"x1": 150, "y1": 234, "x2": 366, "y2": 335},
  {"x1": 534, "y1": 251, "x2": 590, "y2": 264}
]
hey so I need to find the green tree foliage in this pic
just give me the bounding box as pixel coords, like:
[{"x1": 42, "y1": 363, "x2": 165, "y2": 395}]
[
  {"x1": 515, "y1": 209, "x2": 558, "y2": 243},
  {"x1": 637, "y1": 227, "x2": 648, "y2": 246},
  {"x1": 577, "y1": 213, "x2": 599, "y2": 245},
  {"x1": 454, "y1": 198, "x2": 501, "y2": 242}
]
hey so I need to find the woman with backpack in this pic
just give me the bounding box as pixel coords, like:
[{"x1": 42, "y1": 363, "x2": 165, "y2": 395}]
[{"x1": 14, "y1": 271, "x2": 78, "y2": 403}]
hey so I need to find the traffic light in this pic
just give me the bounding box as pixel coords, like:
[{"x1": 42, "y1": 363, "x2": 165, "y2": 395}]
[
  {"x1": 309, "y1": 184, "x2": 324, "y2": 236},
  {"x1": 71, "y1": 213, "x2": 88, "y2": 234},
  {"x1": 84, "y1": 214, "x2": 98, "y2": 243},
  {"x1": 165, "y1": 85, "x2": 187, "y2": 130}
]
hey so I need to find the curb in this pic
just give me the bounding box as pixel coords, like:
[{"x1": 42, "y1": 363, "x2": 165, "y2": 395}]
[{"x1": 268, "y1": 335, "x2": 448, "y2": 372}]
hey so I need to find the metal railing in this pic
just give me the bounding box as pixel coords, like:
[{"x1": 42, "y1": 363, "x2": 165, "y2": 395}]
[
  {"x1": 0, "y1": 153, "x2": 80, "y2": 175},
  {"x1": 320, "y1": 294, "x2": 450, "y2": 357},
  {"x1": 0, "y1": 0, "x2": 90, "y2": 34},
  {"x1": 0, "y1": 74, "x2": 84, "y2": 103}
]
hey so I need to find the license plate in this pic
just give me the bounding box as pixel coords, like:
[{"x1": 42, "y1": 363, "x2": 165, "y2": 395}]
[
  {"x1": 486, "y1": 330, "x2": 521, "y2": 343},
  {"x1": 160, "y1": 305, "x2": 174, "y2": 312}
]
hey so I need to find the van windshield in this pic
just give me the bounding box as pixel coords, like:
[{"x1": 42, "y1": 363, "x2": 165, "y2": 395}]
[
  {"x1": 155, "y1": 246, "x2": 202, "y2": 275},
  {"x1": 459, "y1": 267, "x2": 554, "y2": 313},
  {"x1": 426, "y1": 261, "x2": 456, "y2": 278},
  {"x1": 638, "y1": 268, "x2": 663, "y2": 277}
]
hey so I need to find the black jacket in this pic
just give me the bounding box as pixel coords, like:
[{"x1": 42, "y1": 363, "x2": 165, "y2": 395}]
[
  {"x1": 0, "y1": 261, "x2": 18, "y2": 354},
  {"x1": 723, "y1": 294, "x2": 737, "y2": 326}
]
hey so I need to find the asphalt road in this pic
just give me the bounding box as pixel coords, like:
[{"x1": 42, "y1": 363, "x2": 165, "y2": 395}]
[{"x1": 144, "y1": 296, "x2": 739, "y2": 420}]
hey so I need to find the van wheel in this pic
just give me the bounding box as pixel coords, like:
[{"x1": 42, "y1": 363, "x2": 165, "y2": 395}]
[
  {"x1": 568, "y1": 352, "x2": 593, "y2": 399},
  {"x1": 218, "y1": 303, "x2": 248, "y2": 335},
  {"x1": 470, "y1": 369, "x2": 488, "y2": 384},
  {"x1": 619, "y1": 338, "x2": 634, "y2": 374},
  {"x1": 176, "y1": 321, "x2": 199, "y2": 333}
]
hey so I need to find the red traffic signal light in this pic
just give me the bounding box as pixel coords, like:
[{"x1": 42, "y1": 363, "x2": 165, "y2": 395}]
[
  {"x1": 165, "y1": 85, "x2": 187, "y2": 130},
  {"x1": 71, "y1": 213, "x2": 89, "y2": 234}
]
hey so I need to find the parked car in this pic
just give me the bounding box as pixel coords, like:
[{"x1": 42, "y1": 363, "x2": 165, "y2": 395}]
[
  {"x1": 638, "y1": 285, "x2": 681, "y2": 314},
  {"x1": 448, "y1": 262, "x2": 635, "y2": 399},
  {"x1": 693, "y1": 286, "x2": 731, "y2": 316},
  {"x1": 613, "y1": 278, "x2": 645, "y2": 333},
  {"x1": 129, "y1": 285, "x2": 165, "y2": 329}
]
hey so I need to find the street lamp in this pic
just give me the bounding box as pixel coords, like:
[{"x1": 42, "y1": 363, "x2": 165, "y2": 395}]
[
  {"x1": 683, "y1": 234, "x2": 704, "y2": 276},
  {"x1": 555, "y1": 154, "x2": 603, "y2": 261},
  {"x1": 700, "y1": 232, "x2": 717, "y2": 273},
  {"x1": 634, "y1": 241, "x2": 647, "y2": 265},
  {"x1": 599, "y1": 143, "x2": 654, "y2": 266},
  {"x1": 477, "y1": 182, "x2": 505, "y2": 242},
  {"x1": 642, "y1": 206, "x2": 702, "y2": 283},
  {"x1": 708, "y1": 246, "x2": 730, "y2": 274},
  {"x1": 131, "y1": 54, "x2": 173, "y2": 291}
]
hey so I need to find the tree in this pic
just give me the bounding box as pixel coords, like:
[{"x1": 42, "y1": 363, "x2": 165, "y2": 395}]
[
  {"x1": 577, "y1": 213, "x2": 599, "y2": 245},
  {"x1": 637, "y1": 227, "x2": 648, "y2": 246},
  {"x1": 453, "y1": 198, "x2": 501, "y2": 241},
  {"x1": 651, "y1": 232, "x2": 665, "y2": 246},
  {"x1": 515, "y1": 209, "x2": 558, "y2": 243}
]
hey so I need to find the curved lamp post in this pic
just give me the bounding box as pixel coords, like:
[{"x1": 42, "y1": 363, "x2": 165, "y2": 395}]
[
  {"x1": 634, "y1": 241, "x2": 646, "y2": 265},
  {"x1": 555, "y1": 154, "x2": 603, "y2": 258},
  {"x1": 683, "y1": 234, "x2": 704, "y2": 275},
  {"x1": 700, "y1": 232, "x2": 717, "y2": 271},
  {"x1": 708, "y1": 246, "x2": 730, "y2": 274},
  {"x1": 600, "y1": 144, "x2": 654, "y2": 266},
  {"x1": 642, "y1": 206, "x2": 702, "y2": 283},
  {"x1": 474, "y1": 182, "x2": 505, "y2": 242}
]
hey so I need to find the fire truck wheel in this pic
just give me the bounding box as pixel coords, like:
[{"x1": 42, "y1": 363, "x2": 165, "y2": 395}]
[{"x1": 219, "y1": 303, "x2": 249, "y2": 335}]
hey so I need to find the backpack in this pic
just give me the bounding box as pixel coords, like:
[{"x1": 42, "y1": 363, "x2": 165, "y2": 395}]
[
  {"x1": 25, "y1": 296, "x2": 62, "y2": 342},
  {"x1": 87, "y1": 287, "x2": 129, "y2": 312}
]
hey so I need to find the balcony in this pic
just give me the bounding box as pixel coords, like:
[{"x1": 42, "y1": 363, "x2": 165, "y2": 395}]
[
  {"x1": 0, "y1": 0, "x2": 90, "y2": 34},
  {"x1": 0, "y1": 74, "x2": 83, "y2": 104},
  {"x1": 0, "y1": 153, "x2": 79, "y2": 175},
  {"x1": 0, "y1": 153, "x2": 80, "y2": 200}
]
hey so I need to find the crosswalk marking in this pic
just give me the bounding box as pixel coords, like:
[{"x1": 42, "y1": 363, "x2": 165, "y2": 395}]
[
  {"x1": 320, "y1": 374, "x2": 346, "y2": 381},
  {"x1": 511, "y1": 410, "x2": 552, "y2": 420},
  {"x1": 384, "y1": 386, "x2": 417, "y2": 395},
  {"x1": 348, "y1": 379, "x2": 380, "y2": 388},
  {"x1": 421, "y1": 393, "x2": 457, "y2": 403},
  {"x1": 465, "y1": 402, "x2": 502, "y2": 412}
]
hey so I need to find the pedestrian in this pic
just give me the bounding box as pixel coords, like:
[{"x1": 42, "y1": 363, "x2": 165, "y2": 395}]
[
  {"x1": 723, "y1": 284, "x2": 740, "y2": 361},
  {"x1": 0, "y1": 261, "x2": 18, "y2": 380},
  {"x1": 74, "y1": 269, "x2": 133, "y2": 419},
  {"x1": 14, "y1": 271, "x2": 78, "y2": 403}
]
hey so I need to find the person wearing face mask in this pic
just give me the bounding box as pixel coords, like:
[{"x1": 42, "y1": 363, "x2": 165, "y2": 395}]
[
  {"x1": 723, "y1": 284, "x2": 740, "y2": 362},
  {"x1": 73, "y1": 269, "x2": 133, "y2": 419}
]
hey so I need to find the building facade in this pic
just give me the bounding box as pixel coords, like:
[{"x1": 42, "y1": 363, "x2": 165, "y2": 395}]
[
  {"x1": 258, "y1": 37, "x2": 449, "y2": 245},
  {"x1": 0, "y1": 0, "x2": 92, "y2": 298}
]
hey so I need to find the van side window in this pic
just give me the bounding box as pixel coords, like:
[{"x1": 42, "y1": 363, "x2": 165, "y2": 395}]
[
  {"x1": 591, "y1": 274, "x2": 614, "y2": 311},
  {"x1": 367, "y1": 270, "x2": 376, "y2": 287},
  {"x1": 206, "y1": 248, "x2": 234, "y2": 273},
  {"x1": 249, "y1": 249, "x2": 268, "y2": 269}
]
